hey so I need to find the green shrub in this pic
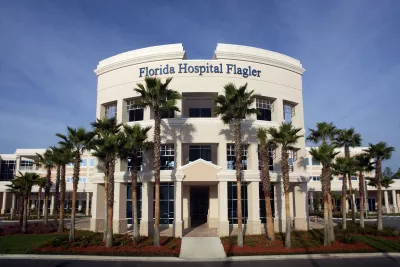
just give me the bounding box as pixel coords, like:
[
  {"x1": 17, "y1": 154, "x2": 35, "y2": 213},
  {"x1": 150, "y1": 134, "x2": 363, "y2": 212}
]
[
  {"x1": 343, "y1": 234, "x2": 356, "y2": 244},
  {"x1": 50, "y1": 235, "x2": 69, "y2": 247}
]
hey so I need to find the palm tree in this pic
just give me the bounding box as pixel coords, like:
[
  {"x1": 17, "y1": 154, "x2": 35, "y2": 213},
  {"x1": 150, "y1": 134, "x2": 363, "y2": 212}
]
[
  {"x1": 57, "y1": 127, "x2": 94, "y2": 241},
  {"x1": 257, "y1": 127, "x2": 275, "y2": 240},
  {"x1": 334, "y1": 128, "x2": 361, "y2": 223},
  {"x1": 306, "y1": 122, "x2": 337, "y2": 242},
  {"x1": 354, "y1": 154, "x2": 373, "y2": 228},
  {"x1": 121, "y1": 124, "x2": 152, "y2": 244},
  {"x1": 268, "y1": 122, "x2": 303, "y2": 248},
  {"x1": 134, "y1": 77, "x2": 181, "y2": 246},
  {"x1": 36, "y1": 177, "x2": 47, "y2": 219},
  {"x1": 365, "y1": 142, "x2": 395, "y2": 230},
  {"x1": 7, "y1": 172, "x2": 39, "y2": 233},
  {"x1": 215, "y1": 82, "x2": 259, "y2": 247},
  {"x1": 309, "y1": 144, "x2": 339, "y2": 246},
  {"x1": 49, "y1": 146, "x2": 62, "y2": 224},
  {"x1": 332, "y1": 157, "x2": 355, "y2": 230},
  {"x1": 36, "y1": 149, "x2": 55, "y2": 225},
  {"x1": 92, "y1": 117, "x2": 124, "y2": 247}
]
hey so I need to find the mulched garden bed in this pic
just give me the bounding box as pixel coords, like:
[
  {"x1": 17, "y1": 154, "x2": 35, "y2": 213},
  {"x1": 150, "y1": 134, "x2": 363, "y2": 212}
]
[{"x1": 30, "y1": 232, "x2": 181, "y2": 257}]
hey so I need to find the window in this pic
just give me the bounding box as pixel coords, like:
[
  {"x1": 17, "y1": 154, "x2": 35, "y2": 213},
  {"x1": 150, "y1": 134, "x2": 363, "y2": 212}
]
[
  {"x1": 338, "y1": 177, "x2": 343, "y2": 180},
  {"x1": 288, "y1": 158, "x2": 294, "y2": 171},
  {"x1": 127, "y1": 184, "x2": 142, "y2": 224},
  {"x1": 351, "y1": 176, "x2": 357, "y2": 180},
  {"x1": 312, "y1": 176, "x2": 321, "y2": 181},
  {"x1": 259, "y1": 183, "x2": 275, "y2": 223},
  {"x1": 0, "y1": 160, "x2": 16, "y2": 181},
  {"x1": 80, "y1": 159, "x2": 87, "y2": 167},
  {"x1": 79, "y1": 177, "x2": 86, "y2": 183},
  {"x1": 311, "y1": 158, "x2": 320, "y2": 166},
  {"x1": 20, "y1": 160, "x2": 33, "y2": 170},
  {"x1": 68, "y1": 162, "x2": 73, "y2": 167},
  {"x1": 160, "y1": 145, "x2": 175, "y2": 170},
  {"x1": 305, "y1": 158, "x2": 309, "y2": 166},
  {"x1": 283, "y1": 103, "x2": 295, "y2": 123},
  {"x1": 126, "y1": 100, "x2": 144, "y2": 122},
  {"x1": 256, "y1": 99, "x2": 272, "y2": 121},
  {"x1": 105, "y1": 103, "x2": 117, "y2": 119},
  {"x1": 161, "y1": 110, "x2": 174, "y2": 119},
  {"x1": 66, "y1": 177, "x2": 86, "y2": 183},
  {"x1": 189, "y1": 108, "x2": 211, "y2": 118},
  {"x1": 153, "y1": 183, "x2": 174, "y2": 224},
  {"x1": 127, "y1": 150, "x2": 143, "y2": 172},
  {"x1": 189, "y1": 145, "x2": 212, "y2": 162},
  {"x1": 227, "y1": 182, "x2": 248, "y2": 224},
  {"x1": 258, "y1": 144, "x2": 274, "y2": 171},
  {"x1": 89, "y1": 159, "x2": 95, "y2": 167},
  {"x1": 66, "y1": 178, "x2": 72, "y2": 183},
  {"x1": 227, "y1": 144, "x2": 248, "y2": 170}
]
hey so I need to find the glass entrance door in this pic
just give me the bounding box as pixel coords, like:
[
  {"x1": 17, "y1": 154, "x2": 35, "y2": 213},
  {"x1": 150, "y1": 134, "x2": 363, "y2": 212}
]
[{"x1": 190, "y1": 186, "x2": 209, "y2": 226}]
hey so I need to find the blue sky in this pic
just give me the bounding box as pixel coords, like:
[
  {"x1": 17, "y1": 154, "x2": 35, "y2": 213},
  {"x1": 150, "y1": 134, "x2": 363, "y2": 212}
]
[{"x1": 0, "y1": 0, "x2": 399, "y2": 170}]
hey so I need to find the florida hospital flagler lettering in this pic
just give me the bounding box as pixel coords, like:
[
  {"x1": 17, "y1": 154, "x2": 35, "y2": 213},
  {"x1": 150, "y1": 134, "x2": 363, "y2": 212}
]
[{"x1": 0, "y1": 43, "x2": 399, "y2": 238}]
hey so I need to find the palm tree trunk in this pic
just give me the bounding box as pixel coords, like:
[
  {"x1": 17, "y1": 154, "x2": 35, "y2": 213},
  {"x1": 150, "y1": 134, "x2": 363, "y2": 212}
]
[
  {"x1": 18, "y1": 197, "x2": 23, "y2": 227},
  {"x1": 359, "y1": 172, "x2": 365, "y2": 228},
  {"x1": 265, "y1": 192, "x2": 274, "y2": 240},
  {"x1": 153, "y1": 113, "x2": 161, "y2": 246},
  {"x1": 37, "y1": 189, "x2": 42, "y2": 219},
  {"x1": 27, "y1": 194, "x2": 31, "y2": 217},
  {"x1": 44, "y1": 167, "x2": 51, "y2": 225},
  {"x1": 103, "y1": 162, "x2": 109, "y2": 242},
  {"x1": 281, "y1": 148, "x2": 291, "y2": 248},
  {"x1": 22, "y1": 198, "x2": 28, "y2": 234},
  {"x1": 69, "y1": 151, "x2": 81, "y2": 242},
  {"x1": 260, "y1": 139, "x2": 274, "y2": 240},
  {"x1": 131, "y1": 152, "x2": 140, "y2": 243},
  {"x1": 376, "y1": 159, "x2": 383, "y2": 230},
  {"x1": 58, "y1": 164, "x2": 66, "y2": 232},
  {"x1": 327, "y1": 192, "x2": 335, "y2": 242},
  {"x1": 106, "y1": 161, "x2": 115, "y2": 248},
  {"x1": 341, "y1": 174, "x2": 347, "y2": 230},
  {"x1": 348, "y1": 178, "x2": 355, "y2": 223},
  {"x1": 54, "y1": 164, "x2": 61, "y2": 224},
  {"x1": 234, "y1": 119, "x2": 243, "y2": 247},
  {"x1": 44, "y1": 193, "x2": 49, "y2": 224},
  {"x1": 321, "y1": 166, "x2": 330, "y2": 246}
]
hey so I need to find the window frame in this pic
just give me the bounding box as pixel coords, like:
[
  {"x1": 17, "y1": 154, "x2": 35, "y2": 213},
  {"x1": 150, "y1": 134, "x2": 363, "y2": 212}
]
[
  {"x1": 160, "y1": 144, "x2": 175, "y2": 170},
  {"x1": 227, "y1": 144, "x2": 248, "y2": 170},
  {"x1": 104, "y1": 103, "x2": 117, "y2": 119}
]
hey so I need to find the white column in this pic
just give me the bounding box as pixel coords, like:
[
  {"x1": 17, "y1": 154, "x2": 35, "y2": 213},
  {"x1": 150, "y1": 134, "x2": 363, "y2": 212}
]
[
  {"x1": 392, "y1": 190, "x2": 398, "y2": 213},
  {"x1": 293, "y1": 183, "x2": 308, "y2": 230},
  {"x1": 174, "y1": 181, "x2": 183, "y2": 237},
  {"x1": 248, "y1": 143, "x2": 259, "y2": 171},
  {"x1": 10, "y1": 193, "x2": 16, "y2": 218},
  {"x1": 175, "y1": 139, "x2": 182, "y2": 169},
  {"x1": 218, "y1": 143, "x2": 227, "y2": 171},
  {"x1": 274, "y1": 181, "x2": 286, "y2": 232},
  {"x1": 397, "y1": 192, "x2": 400, "y2": 213},
  {"x1": 352, "y1": 194, "x2": 357, "y2": 212},
  {"x1": 384, "y1": 190, "x2": 390, "y2": 214},
  {"x1": 140, "y1": 182, "x2": 154, "y2": 236},
  {"x1": 309, "y1": 191, "x2": 314, "y2": 212},
  {"x1": 247, "y1": 181, "x2": 261, "y2": 234},
  {"x1": 90, "y1": 183, "x2": 105, "y2": 232},
  {"x1": 113, "y1": 183, "x2": 127, "y2": 234},
  {"x1": 86, "y1": 192, "x2": 90, "y2": 216},
  {"x1": 183, "y1": 185, "x2": 191, "y2": 229},
  {"x1": 217, "y1": 181, "x2": 229, "y2": 236},
  {"x1": 50, "y1": 194, "x2": 55, "y2": 215},
  {"x1": 1, "y1": 192, "x2": 7, "y2": 215}
]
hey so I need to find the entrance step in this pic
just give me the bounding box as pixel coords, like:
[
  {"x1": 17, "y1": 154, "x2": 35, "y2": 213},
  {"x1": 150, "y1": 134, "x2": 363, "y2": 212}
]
[{"x1": 179, "y1": 237, "x2": 226, "y2": 259}]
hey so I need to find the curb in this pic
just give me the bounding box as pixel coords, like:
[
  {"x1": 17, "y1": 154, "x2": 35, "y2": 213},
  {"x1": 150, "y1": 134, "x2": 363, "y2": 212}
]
[{"x1": 0, "y1": 252, "x2": 399, "y2": 262}]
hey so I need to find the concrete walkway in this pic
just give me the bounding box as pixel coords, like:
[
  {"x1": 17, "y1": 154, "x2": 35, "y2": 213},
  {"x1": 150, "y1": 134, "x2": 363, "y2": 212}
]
[{"x1": 179, "y1": 237, "x2": 226, "y2": 260}]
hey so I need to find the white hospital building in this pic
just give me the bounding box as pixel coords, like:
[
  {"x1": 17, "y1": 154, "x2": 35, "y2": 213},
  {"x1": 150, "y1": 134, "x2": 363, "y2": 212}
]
[{"x1": 0, "y1": 44, "x2": 399, "y2": 237}]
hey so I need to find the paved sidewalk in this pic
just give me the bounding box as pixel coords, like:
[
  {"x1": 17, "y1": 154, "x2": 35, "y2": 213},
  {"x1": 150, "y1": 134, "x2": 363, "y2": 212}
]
[{"x1": 179, "y1": 237, "x2": 226, "y2": 259}]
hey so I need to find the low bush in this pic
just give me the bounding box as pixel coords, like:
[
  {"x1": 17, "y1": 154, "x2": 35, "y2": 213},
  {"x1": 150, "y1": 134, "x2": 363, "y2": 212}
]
[
  {"x1": 336, "y1": 222, "x2": 399, "y2": 237},
  {"x1": 0, "y1": 222, "x2": 58, "y2": 236}
]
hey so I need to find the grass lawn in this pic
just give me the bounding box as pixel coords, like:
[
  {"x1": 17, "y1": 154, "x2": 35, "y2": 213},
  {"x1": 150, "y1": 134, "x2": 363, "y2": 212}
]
[
  {"x1": 0, "y1": 233, "x2": 65, "y2": 254},
  {"x1": 353, "y1": 235, "x2": 400, "y2": 252}
]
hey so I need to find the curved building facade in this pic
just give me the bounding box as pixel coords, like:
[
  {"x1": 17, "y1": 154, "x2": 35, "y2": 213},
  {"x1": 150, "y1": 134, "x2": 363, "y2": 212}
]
[{"x1": 90, "y1": 43, "x2": 309, "y2": 237}]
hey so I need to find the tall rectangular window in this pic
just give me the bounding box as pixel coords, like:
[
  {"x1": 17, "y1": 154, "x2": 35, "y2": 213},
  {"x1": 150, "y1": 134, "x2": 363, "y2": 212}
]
[
  {"x1": 89, "y1": 158, "x2": 95, "y2": 167},
  {"x1": 283, "y1": 103, "x2": 295, "y2": 123},
  {"x1": 227, "y1": 182, "x2": 248, "y2": 224},
  {"x1": 227, "y1": 144, "x2": 248, "y2": 170},
  {"x1": 20, "y1": 160, "x2": 33, "y2": 170},
  {"x1": 312, "y1": 176, "x2": 321, "y2": 181},
  {"x1": 189, "y1": 108, "x2": 212, "y2": 118},
  {"x1": 127, "y1": 100, "x2": 144, "y2": 122},
  {"x1": 127, "y1": 184, "x2": 142, "y2": 224},
  {"x1": 288, "y1": 158, "x2": 294, "y2": 171},
  {"x1": 259, "y1": 183, "x2": 275, "y2": 223},
  {"x1": 160, "y1": 145, "x2": 175, "y2": 170},
  {"x1": 0, "y1": 160, "x2": 16, "y2": 181},
  {"x1": 153, "y1": 183, "x2": 174, "y2": 224},
  {"x1": 127, "y1": 150, "x2": 143, "y2": 172},
  {"x1": 305, "y1": 158, "x2": 309, "y2": 166},
  {"x1": 256, "y1": 98, "x2": 272, "y2": 121},
  {"x1": 311, "y1": 158, "x2": 320, "y2": 165},
  {"x1": 105, "y1": 103, "x2": 117, "y2": 119},
  {"x1": 161, "y1": 110, "x2": 174, "y2": 119},
  {"x1": 80, "y1": 159, "x2": 87, "y2": 167},
  {"x1": 258, "y1": 144, "x2": 274, "y2": 171},
  {"x1": 189, "y1": 145, "x2": 212, "y2": 162}
]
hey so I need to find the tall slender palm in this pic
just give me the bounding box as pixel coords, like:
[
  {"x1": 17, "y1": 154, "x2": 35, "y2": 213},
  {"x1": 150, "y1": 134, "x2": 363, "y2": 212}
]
[
  {"x1": 354, "y1": 154, "x2": 373, "y2": 228},
  {"x1": 6, "y1": 172, "x2": 39, "y2": 233},
  {"x1": 92, "y1": 117, "x2": 122, "y2": 246},
  {"x1": 331, "y1": 157, "x2": 355, "y2": 230},
  {"x1": 49, "y1": 146, "x2": 62, "y2": 224},
  {"x1": 257, "y1": 127, "x2": 275, "y2": 240},
  {"x1": 306, "y1": 122, "x2": 337, "y2": 242},
  {"x1": 364, "y1": 142, "x2": 395, "y2": 230},
  {"x1": 309, "y1": 144, "x2": 339, "y2": 246},
  {"x1": 334, "y1": 128, "x2": 361, "y2": 223},
  {"x1": 215, "y1": 82, "x2": 259, "y2": 247},
  {"x1": 36, "y1": 177, "x2": 47, "y2": 219},
  {"x1": 121, "y1": 124, "x2": 152, "y2": 243},
  {"x1": 268, "y1": 122, "x2": 303, "y2": 248},
  {"x1": 36, "y1": 149, "x2": 55, "y2": 225},
  {"x1": 57, "y1": 127, "x2": 94, "y2": 241},
  {"x1": 134, "y1": 77, "x2": 181, "y2": 246}
]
